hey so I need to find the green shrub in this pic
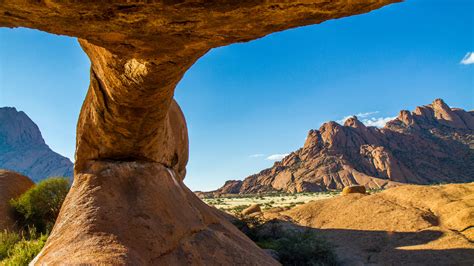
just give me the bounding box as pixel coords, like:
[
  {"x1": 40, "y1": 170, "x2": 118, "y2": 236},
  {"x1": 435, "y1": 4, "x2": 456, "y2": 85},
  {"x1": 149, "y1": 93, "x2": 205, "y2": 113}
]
[
  {"x1": 10, "y1": 177, "x2": 70, "y2": 233},
  {"x1": 0, "y1": 231, "x2": 20, "y2": 259},
  {"x1": 272, "y1": 231, "x2": 338, "y2": 266},
  {"x1": 1, "y1": 233, "x2": 48, "y2": 266},
  {"x1": 0, "y1": 227, "x2": 48, "y2": 265},
  {"x1": 233, "y1": 216, "x2": 339, "y2": 266}
]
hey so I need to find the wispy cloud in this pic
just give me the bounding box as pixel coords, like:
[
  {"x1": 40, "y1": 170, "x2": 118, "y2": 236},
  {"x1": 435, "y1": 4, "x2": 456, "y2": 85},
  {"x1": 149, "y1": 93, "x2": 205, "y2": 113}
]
[
  {"x1": 460, "y1": 52, "x2": 474, "y2": 65},
  {"x1": 336, "y1": 111, "x2": 379, "y2": 124},
  {"x1": 360, "y1": 117, "x2": 396, "y2": 128},
  {"x1": 266, "y1": 154, "x2": 289, "y2": 161},
  {"x1": 248, "y1": 153, "x2": 265, "y2": 158}
]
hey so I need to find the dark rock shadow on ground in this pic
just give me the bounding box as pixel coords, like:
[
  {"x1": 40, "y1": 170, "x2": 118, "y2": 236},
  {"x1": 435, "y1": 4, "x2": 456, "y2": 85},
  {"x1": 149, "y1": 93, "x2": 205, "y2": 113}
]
[{"x1": 252, "y1": 219, "x2": 474, "y2": 266}]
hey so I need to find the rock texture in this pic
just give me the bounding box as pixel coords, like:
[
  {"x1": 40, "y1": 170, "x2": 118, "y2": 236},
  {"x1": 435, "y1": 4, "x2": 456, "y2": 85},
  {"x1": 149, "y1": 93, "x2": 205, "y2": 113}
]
[
  {"x1": 0, "y1": 107, "x2": 73, "y2": 182},
  {"x1": 0, "y1": 0, "x2": 399, "y2": 264},
  {"x1": 0, "y1": 169, "x2": 34, "y2": 231},
  {"x1": 210, "y1": 99, "x2": 474, "y2": 195},
  {"x1": 282, "y1": 183, "x2": 474, "y2": 265}
]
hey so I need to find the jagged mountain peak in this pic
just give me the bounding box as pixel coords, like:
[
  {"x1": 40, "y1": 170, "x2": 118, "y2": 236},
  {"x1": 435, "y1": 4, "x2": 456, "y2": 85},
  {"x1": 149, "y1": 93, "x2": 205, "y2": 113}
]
[{"x1": 207, "y1": 99, "x2": 474, "y2": 196}]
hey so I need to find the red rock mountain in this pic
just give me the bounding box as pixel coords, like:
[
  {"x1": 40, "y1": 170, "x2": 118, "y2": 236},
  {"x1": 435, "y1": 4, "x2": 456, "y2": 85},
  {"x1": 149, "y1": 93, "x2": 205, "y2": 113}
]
[
  {"x1": 210, "y1": 99, "x2": 474, "y2": 195},
  {"x1": 0, "y1": 107, "x2": 73, "y2": 182}
]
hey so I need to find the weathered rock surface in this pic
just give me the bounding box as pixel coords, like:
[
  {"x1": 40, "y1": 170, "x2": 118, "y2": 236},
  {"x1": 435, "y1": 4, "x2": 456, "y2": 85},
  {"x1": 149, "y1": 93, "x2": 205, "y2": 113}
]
[
  {"x1": 33, "y1": 161, "x2": 274, "y2": 265},
  {"x1": 0, "y1": 0, "x2": 399, "y2": 264},
  {"x1": 0, "y1": 169, "x2": 34, "y2": 231},
  {"x1": 0, "y1": 107, "x2": 73, "y2": 182},
  {"x1": 210, "y1": 99, "x2": 474, "y2": 195},
  {"x1": 282, "y1": 183, "x2": 474, "y2": 265}
]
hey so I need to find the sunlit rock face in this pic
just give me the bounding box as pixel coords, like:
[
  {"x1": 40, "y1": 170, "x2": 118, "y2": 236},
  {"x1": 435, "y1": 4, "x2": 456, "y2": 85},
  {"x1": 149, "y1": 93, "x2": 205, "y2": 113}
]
[
  {"x1": 0, "y1": 1, "x2": 398, "y2": 264},
  {"x1": 209, "y1": 99, "x2": 474, "y2": 195}
]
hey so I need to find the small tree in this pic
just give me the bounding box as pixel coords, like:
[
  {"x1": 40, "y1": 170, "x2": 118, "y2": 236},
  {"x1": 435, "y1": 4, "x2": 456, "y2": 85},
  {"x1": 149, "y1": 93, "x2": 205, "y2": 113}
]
[{"x1": 10, "y1": 177, "x2": 70, "y2": 233}]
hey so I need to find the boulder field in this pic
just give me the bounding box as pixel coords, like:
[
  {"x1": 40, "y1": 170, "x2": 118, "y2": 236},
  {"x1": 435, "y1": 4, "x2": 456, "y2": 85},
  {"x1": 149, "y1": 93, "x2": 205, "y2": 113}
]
[{"x1": 0, "y1": 0, "x2": 399, "y2": 264}]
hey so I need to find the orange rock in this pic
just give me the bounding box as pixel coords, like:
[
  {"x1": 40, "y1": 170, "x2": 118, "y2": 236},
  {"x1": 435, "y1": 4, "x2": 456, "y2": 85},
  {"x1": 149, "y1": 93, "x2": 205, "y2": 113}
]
[
  {"x1": 209, "y1": 99, "x2": 474, "y2": 196},
  {"x1": 0, "y1": 0, "x2": 400, "y2": 264},
  {"x1": 0, "y1": 169, "x2": 34, "y2": 231},
  {"x1": 342, "y1": 185, "x2": 366, "y2": 195},
  {"x1": 242, "y1": 204, "x2": 262, "y2": 216}
]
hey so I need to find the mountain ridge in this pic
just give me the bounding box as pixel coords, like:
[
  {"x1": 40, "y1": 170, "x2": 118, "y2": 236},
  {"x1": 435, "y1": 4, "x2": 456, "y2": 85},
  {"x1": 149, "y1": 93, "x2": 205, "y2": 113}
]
[
  {"x1": 207, "y1": 99, "x2": 474, "y2": 195},
  {"x1": 0, "y1": 107, "x2": 73, "y2": 182}
]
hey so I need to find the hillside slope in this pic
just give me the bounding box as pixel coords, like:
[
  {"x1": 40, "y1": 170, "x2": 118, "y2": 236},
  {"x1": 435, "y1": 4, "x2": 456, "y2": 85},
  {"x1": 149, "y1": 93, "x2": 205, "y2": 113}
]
[
  {"x1": 0, "y1": 107, "x2": 73, "y2": 182},
  {"x1": 210, "y1": 99, "x2": 474, "y2": 194}
]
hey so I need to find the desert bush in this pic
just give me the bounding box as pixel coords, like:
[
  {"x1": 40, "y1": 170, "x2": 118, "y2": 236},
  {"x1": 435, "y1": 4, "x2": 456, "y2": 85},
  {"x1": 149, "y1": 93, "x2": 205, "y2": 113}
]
[
  {"x1": 0, "y1": 230, "x2": 20, "y2": 259},
  {"x1": 234, "y1": 217, "x2": 339, "y2": 265},
  {"x1": 1, "y1": 233, "x2": 48, "y2": 266},
  {"x1": 270, "y1": 230, "x2": 338, "y2": 266},
  {"x1": 10, "y1": 177, "x2": 70, "y2": 233},
  {"x1": 0, "y1": 227, "x2": 48, "y2": 266}
]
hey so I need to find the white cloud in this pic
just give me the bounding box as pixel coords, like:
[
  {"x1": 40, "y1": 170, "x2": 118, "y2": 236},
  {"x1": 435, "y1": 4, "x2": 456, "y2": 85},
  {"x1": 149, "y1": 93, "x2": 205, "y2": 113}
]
[
  {"x1": 356, "y1": 111, "x2": 380, "y2": 118},
  {"x1": 361, "y1": 116, "x2": 397, "y2": 128},
  {"x1": 249, "y1": 153, "x2": 265, "y2": 158},
  {"x1": 460, "y1": 52, "x2": 474, "y2": 65},
  {"x1": 266, "y1": 153, "x2": 289, "y2": 161},
  {"x1": 336, "y1": 111, "x2": 379, "y2": 124},
  {"x1": 336, "y1": 110, "x2": 396, "y2": 128}
]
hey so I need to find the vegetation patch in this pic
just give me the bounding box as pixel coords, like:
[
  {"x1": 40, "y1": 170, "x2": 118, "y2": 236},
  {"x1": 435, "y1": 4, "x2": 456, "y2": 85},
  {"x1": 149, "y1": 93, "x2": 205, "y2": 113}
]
[
  {"x1": 10, "y1": 177, "x2": 70, "y2": 234},
  {"x1": 233, "y1": 215, "x2": 339, "y2": 265},
  {"x1": 1, "y1": 177, "x2": 70, "y2": 265}
]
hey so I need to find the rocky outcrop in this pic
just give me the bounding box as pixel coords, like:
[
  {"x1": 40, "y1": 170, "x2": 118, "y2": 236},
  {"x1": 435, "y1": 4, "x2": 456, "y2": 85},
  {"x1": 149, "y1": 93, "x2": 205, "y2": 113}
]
[
  {"x1": 209, "y1": 99, "x2": 474, "y2": 195},
  {"x1": 0, "y1": 169, "x2": 34, "y2": 231},
  {"x1": 283, "y1": 183, "x2": 474, "y2": 265},
  {"x1": 0, "y1": 107, "x2": 73, "y2": 182},
  {"x1": 0, "y1": 1, "x2": 399, "y2": 264}
]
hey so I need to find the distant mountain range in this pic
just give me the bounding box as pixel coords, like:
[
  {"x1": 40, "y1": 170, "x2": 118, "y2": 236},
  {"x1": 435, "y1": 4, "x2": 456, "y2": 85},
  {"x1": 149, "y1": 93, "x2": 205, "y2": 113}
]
[
  {"x1": 0, "y1": 107, "x2": 73, "y2": 182},
  {"x1": 206, "y1": 99, "x2": 474, "y2": 196}
]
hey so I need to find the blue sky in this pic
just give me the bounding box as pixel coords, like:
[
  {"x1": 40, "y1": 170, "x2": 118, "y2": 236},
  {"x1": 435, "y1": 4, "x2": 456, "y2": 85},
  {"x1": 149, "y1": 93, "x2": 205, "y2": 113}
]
[{"x1": 0, "y1": 0, "x2": 473, "y2": 191}]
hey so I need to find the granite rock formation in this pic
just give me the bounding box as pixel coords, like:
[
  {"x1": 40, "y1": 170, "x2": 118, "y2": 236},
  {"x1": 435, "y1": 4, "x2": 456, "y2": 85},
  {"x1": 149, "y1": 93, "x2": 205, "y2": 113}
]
[
  {"x1": 210, "y1": 99, "x2": 474, "y2": 195},
  {"x1": 0, "y1": 107, "x2": 73, "y2": 182},
  {"x1": 0, "y1": 1, "x2": 399, "y2": 264},
  {"x1": 0, "y1": 169, "x2": 34, "y2": 231}
]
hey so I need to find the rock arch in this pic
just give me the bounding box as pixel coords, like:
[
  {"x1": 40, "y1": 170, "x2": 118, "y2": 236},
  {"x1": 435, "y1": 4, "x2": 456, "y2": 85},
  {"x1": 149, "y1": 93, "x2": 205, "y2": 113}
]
[{"x1": 0, "y1": 1, "x2": 398, "y2": 264}]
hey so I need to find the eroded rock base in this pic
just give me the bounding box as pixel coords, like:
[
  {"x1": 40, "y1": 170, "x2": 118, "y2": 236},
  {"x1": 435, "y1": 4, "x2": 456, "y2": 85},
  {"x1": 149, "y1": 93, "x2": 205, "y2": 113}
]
[{"x1": 33, "y1": 161, "x2": 276, "y2": 265}]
